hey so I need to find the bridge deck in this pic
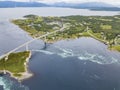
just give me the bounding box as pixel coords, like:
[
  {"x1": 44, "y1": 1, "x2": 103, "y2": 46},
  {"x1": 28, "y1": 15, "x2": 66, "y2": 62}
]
[{"x1": 0, "y1": 26, "x2": 66, "y2": 59}]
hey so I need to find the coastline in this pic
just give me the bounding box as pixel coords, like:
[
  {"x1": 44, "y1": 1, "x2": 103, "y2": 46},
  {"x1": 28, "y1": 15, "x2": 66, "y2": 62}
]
[
  {"x1": 12, "y1": 14, "x2": 120, "y2": 53},
  {"x1": 0, "y1": 51, "x2": 33, "y2": 81},
  {"x1": 12, "y1": 21, "x2": 120, "y2": 52},
  {"x1": 46, "y1": 37, "x2": 120, "y2": 53},
  {"x1": 17, "y1": 51, "x2": 33, "y2": 81}
]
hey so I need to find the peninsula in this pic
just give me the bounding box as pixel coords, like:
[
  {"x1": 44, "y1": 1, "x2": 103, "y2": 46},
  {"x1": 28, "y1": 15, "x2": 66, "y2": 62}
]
[
  {"x1": 0, "y1": 51, "x2": 33, "y2": 81},
  {"x1": 12, "y1": 15, "x2": 120, "y2": 52}
]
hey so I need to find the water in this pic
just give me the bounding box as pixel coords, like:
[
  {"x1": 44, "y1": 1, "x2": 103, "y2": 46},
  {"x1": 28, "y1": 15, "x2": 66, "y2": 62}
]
[
  {"x1": 0, "y1": 75, "x2": 29, "y2": 90},
  {"x1": 23, "y1": 38, "x2": 120, "y2": 90},
  {"x1": 0, "y1": 7, "x2": 120, "y2": 90}
]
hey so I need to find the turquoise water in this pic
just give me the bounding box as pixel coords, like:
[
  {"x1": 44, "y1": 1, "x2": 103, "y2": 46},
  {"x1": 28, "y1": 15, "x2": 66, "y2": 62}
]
[{"x1": 0, "y1": 75, "x2": 29, "y2": 90}]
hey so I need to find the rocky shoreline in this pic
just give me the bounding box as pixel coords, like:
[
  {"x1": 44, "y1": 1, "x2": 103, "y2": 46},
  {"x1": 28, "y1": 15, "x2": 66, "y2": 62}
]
[{"x1": 0, "y1": 51, "x2": 33, "y2": 81}]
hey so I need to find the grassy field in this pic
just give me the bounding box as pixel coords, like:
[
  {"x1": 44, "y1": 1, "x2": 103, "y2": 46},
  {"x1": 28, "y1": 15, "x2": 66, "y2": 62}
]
[
  {"x1": 111, "y1": 45, "x2": 120, "y2": 52},
  {"x1": 0, "y1": 51, "x2": 30, "y2": 77},
  {"x1": 100, "y1": 25, "x2": 112, "y2": 30},
  {"x1": 12, "y1": 15, "x2": 120, "y2": 52}
]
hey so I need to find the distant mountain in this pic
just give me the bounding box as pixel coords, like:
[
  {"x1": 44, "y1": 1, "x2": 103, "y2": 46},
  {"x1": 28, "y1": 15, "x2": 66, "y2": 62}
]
[
  {"x1": 52, "y1": 2, "x2": 120, "y2": 11},
  {"x1": 0, "y1": 1, "x2": 48, "y2": 8},
  {"x1": 77, "y1": 2, "x2": 114, "y2": 8},
  {"x1": 50, "y1": 2, "x2": 75, "y2": 7},
  {"x1": 52, "y1": 2, "x2": 114, "y2": 7},
  {"x1": 0, "y1": 1, "x2": 120, "y2": 11}
]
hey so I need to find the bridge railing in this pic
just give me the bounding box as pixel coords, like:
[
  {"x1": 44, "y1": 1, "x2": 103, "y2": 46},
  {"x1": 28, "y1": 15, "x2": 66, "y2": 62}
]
[{"x1": 0, "y1": 25, "x2": 66, "y2": 59}]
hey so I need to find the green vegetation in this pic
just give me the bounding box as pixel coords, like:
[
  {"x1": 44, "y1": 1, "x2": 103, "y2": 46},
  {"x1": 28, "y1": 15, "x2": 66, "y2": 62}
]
[
  {"x1": 12, "y1": 15, "x2": 120, "y2": 52},
  {"x1": 0, "y1": 51, "x2": 30, "y2": 77},
  {"x1": 100, "y1": 25, "x2": 112, "y2": 30},
  {"x1": 111, "y1": 45, "x2": 120, "y2": 52}
]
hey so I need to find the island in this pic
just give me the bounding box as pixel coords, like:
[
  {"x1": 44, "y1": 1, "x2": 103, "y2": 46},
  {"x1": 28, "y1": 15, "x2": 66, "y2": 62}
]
[
  {"x1": 12, "y1": 15, "x2": 120, "y2": 52},
  {"x1": 0, "y1": 51, "x2": 33, "y2": 81},
  {"x1": 0, "y1": 15, "x2": 120, "y2": 81}
]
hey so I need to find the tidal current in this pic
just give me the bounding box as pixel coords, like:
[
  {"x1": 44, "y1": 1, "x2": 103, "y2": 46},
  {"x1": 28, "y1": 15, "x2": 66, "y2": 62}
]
[{"x1": 0, "y1": 7, "x2": 120, "y2": 90}]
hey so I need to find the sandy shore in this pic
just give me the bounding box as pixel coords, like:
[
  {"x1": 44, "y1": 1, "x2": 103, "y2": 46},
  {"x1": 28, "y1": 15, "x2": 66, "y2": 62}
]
[
  {"x1": 18, "y1": 51, "x2": 33, "y2": 81},
  {"x1": 0, "y1": 51, "x2": 33, "y2": 82}
]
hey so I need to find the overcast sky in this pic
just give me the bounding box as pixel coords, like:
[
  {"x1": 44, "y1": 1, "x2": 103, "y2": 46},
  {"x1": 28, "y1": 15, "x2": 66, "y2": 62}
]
[{"x1": 1, "y1": 0, "x2": 120, "y2": 5}]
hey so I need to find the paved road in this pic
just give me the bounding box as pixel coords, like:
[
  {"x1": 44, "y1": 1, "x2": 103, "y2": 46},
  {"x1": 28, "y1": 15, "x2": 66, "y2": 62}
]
[
  {"x1": 87, "y1": 30, "x2": 106, "y2": 43},
  {"x1": 0, "y1": 26, "x2": 66, "y2": 59}
]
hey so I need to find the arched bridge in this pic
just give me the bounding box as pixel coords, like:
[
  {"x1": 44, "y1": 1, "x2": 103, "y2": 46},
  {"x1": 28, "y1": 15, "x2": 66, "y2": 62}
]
[{"x1": 0, "y1": 26, "x2": 66, "y2": 59}]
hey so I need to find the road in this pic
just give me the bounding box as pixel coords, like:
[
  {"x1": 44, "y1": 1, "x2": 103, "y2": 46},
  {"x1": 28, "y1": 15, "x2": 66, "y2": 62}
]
[
  {"x1": 87, "y1": 30, "x2": 106, "y2": 43},
  {"x1": 0, "y1": 25, "x2": 66, "y2": 59}
]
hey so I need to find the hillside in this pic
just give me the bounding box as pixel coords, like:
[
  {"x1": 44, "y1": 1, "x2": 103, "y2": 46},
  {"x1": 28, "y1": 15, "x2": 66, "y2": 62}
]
[
  {"x1": 52, "y1": 2, "x2": 120, "y2": 11},
  {"x1": 0, "y1": 1, "x2": 120, "y2": 11},
  {"x1": 0, "y1": 1, "x2": 48, "y2": 8}
]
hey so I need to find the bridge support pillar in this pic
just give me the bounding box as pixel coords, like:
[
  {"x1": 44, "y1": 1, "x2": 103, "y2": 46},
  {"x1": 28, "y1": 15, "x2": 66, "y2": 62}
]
[
  {"x1": 43, "y1": 36, "x2": 47, "y2": 49},
  {"x1": 26, "y1": 44, "x2": 29, "y2": 51}
]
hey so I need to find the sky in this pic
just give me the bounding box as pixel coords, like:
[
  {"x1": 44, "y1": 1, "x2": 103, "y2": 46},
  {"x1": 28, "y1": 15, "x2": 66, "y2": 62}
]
[{"x1": 1, "y1": 0, "x2": 120, "y2": 5}]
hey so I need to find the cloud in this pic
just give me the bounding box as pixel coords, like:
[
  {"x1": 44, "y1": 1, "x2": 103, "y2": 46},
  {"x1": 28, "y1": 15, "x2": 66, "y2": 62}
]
[
  {"x1": 38, "y1": 0, "x2": 120, "y2": 5},
  {"x1": 1, "y1": 0, "x2": 120, "y2": 5}
]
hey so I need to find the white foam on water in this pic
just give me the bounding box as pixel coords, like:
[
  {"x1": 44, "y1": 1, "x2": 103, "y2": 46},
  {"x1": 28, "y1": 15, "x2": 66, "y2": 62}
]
[
  {"x1": 32, "y1": 50, "x2": 54, "y2": 55},
  {"x1": 110, "y1": 57, "x2": 118, "y2": 64},
  {"x1": 55, "y1": 46, "x2": 74, "y2": 58},
  {"x1": 94, "y1": 74, "x2": 101, "y2": 79},
  {"x1": 0, "y1": 76, "x2": 12, "y2": 90},
  {"x1": 32, "y1": 46, "x2": 119, "y2": 65},
  {"x1": 57, "y1": 50, "x2": 74, "y2": 58},
  {"x1": 55, "y1": 47, "x2": 119, "y2": 64},
  {"x1": 78, "y1": 51, "x2": 118, "y2": 64},
  {"x1": 0, "y1": 76, "x2": 29, "y2": 90}
]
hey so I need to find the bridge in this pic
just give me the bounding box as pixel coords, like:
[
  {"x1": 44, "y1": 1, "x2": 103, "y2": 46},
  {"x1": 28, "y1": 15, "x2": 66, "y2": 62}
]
[{"x1": 0, "y1": 26, "x2": 66, "y2": 59}]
